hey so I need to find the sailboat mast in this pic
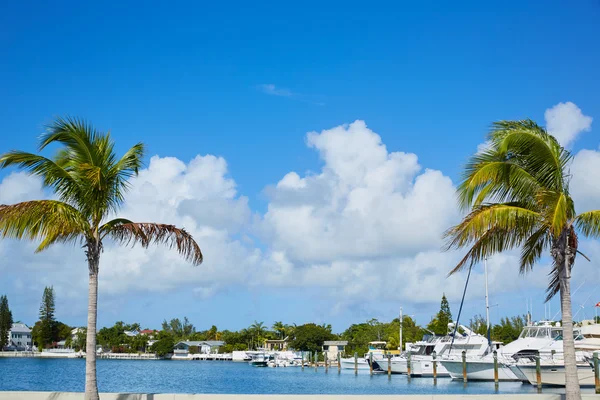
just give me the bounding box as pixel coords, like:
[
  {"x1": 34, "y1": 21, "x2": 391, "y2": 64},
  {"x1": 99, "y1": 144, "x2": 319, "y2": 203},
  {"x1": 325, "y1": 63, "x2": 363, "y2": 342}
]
[
  {"x1": 484, "y1": 258, "x2": 490, "y2": 342},
  {"x1": 399, "y1": 306, "x2": 403, "y2": 351}
]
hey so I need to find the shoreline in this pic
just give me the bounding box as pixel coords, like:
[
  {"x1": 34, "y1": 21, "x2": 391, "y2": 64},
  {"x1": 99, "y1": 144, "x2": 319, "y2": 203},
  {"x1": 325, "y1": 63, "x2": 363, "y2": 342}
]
[{"x1": 1, "y1": 393, "x2": 600, "y2": 400}]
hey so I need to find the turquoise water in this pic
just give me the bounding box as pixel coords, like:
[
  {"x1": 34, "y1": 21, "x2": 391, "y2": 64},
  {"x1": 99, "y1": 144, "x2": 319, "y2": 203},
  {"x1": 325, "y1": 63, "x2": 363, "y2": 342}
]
[{"x1": 0, "y1": 358, "x2": 578, "y2": 394}]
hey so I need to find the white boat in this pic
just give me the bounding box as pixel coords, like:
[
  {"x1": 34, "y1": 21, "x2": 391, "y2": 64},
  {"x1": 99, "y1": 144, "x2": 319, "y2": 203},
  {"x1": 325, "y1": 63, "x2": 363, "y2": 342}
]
[
  {"x1": 340, "y1": 357, "x2": 371, "y2": 370},
  {"x1": 340, "y1": 341, "x2": 386, "y2": 370},
  {"x1": 440, "y1": 321, "x2": 563, "y2": 381},
  {"x1": 373, "y1": 323, "x2": 493, "y2": 376},
  {"x1": 412, "y1": 324, "x2": 497, "y2": 377},
  {"x1": 514, "y1": 323, "x2": 600, "y2": 386},
  {"x1": 248, "y1": 352, "x2": 270, "y2": 367},
  {"x1": 517, "y1": 362, "x2": 596, "y2": 387}
]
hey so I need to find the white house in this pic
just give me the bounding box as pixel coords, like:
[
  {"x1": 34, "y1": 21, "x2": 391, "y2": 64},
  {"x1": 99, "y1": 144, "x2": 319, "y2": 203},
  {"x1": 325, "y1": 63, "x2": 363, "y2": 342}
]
[
  {"x1": 322, "y1": 340, "x2": 348, "y2": 361},
  {"x1": 173, "y1": 340, "x2": 224, "y2": 356},
  {"x1": 7, "y1": 323, "x2": 33, "y2": 351}
]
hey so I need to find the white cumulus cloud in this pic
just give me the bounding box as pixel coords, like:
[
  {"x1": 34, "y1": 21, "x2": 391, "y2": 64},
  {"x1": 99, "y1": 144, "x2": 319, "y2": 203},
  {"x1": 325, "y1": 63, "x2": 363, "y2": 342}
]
[{"x1": 545, "y1": 102, "x2": 592, "y2": 147}]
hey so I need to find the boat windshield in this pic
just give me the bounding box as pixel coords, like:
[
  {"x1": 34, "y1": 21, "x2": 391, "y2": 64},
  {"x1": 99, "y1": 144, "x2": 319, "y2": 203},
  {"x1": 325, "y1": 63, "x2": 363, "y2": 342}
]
[
  {"x1": 519, "y1": 326, "x2": 556, "y2": 339},
  {"x1": 368, "y1": 341, "x2": 387, "y2": 350}
]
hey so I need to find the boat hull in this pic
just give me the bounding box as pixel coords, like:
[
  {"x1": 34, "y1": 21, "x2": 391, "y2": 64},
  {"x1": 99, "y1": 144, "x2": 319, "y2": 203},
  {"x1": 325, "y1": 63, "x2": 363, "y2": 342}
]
[
  {"x1": 411, "y1": 359, "x2": 450, "y2": 377},
  {"x1": 517, "y1": 363, "x2": 597, "y2": 387},
  {"x1": 340, "y1": 358, "x2": 370, "y2": 370},
  {"x1": 440, "y1": 359, "x2": 520, "y2": 381}
]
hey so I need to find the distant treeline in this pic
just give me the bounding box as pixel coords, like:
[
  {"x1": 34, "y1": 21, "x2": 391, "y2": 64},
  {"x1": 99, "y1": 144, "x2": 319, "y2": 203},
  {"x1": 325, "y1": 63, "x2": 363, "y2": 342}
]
[{"x1": 6, "y1": 289, "x2": 594, "y2": 356}]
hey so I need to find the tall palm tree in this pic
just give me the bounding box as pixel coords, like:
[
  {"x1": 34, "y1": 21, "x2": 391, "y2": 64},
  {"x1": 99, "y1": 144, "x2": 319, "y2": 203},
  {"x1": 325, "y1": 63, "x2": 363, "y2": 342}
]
[
  {"x1": 272, "y1": 321, "x2": 285, "y2": 339},
  {"x1": 250, "y1": 321, "x2": 266, "y2": 348},
  {"x1": 445, "y1": 120, "x2": 600, "y2": 400},
  {"x1": 0, "y1": 118, "x2": 203, "y2": 400}
]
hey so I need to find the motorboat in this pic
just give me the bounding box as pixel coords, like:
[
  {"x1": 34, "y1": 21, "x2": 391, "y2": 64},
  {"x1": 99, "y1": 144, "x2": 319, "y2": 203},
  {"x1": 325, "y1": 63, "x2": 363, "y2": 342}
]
[
  {"x1": 340, "y1": 341, "x2": 387, "y2": 370},
  {"x1": 373, "y1": 323, "x2": 494, "y2": 376},
  {"x1": 440, "y1": 321, "x2": 563, "y2": 381},
  {"x1": 514, "y1": 323, "x2": 600, "y2": 386},
  {"x1": 248, "y1": 352, "x2": 271, "y2": 367}
]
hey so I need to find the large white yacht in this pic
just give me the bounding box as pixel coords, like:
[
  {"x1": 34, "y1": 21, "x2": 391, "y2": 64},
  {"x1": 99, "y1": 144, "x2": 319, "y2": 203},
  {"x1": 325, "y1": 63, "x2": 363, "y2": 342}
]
[
  {"x1": 440, "y1": 321, "x2": 563, "y2": 381},
  {"x1": 373, "y1": 323, "x2": 495, "y2": 376},
  {"x1": 514, "y1": 322, "x2": 600, "y2": 386}
]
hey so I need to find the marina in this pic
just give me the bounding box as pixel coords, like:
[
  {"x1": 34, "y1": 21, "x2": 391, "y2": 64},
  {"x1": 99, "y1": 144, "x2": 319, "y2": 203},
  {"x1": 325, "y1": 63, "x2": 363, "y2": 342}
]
[{"x1": 0, "y1": 357, "x2": 596, "y2": 395}]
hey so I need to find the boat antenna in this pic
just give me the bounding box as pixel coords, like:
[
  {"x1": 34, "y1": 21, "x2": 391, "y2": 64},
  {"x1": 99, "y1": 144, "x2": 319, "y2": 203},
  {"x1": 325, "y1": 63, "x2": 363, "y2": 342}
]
[
  {"x1": 484, "y1": 257, "x2": 491, "y2": 348},
  {"x1": 399, "y1": 306, "x2": 403, "y2": 351},
  {"x1": 449, "y1": 262, "x2": 473, "y2": 353}
]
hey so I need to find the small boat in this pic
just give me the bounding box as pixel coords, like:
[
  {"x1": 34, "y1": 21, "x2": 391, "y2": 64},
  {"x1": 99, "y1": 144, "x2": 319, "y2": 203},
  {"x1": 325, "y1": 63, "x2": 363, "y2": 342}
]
[
  {"x1": 248, "y1": 352, "x2": 270, "y2": 367},
  {"x1": 340, "y1": 341, "x2": 387, "y2": 370}
]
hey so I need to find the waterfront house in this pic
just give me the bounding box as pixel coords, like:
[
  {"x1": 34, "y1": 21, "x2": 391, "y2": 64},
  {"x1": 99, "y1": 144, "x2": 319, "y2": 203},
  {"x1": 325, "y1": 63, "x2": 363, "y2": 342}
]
[
  {"x1": 140, "y1": 329, "x2": 157, "y2": 338},
  {"x1": 173, "y1": 340, "x2": 224, "y2": 356},
  {"x1": 264, "y1": 336, "x2": 289, "y2": 351},
  {"x1": 124, "y1": 330, "x2": 139, "y2": 337},
  {"x1": 6, "y1": 323, "x2": 33, "y2": 351},
  {"x1": 322, "y1": 340, "x2": 348, "y2": 361}
]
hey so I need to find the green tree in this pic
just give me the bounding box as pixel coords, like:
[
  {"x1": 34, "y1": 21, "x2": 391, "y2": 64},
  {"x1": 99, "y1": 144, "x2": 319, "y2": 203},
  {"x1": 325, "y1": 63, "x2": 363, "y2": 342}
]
[
  {"x1": 151, "y1": 332, "x2": 175, "y2": 357},
  {"x1": 272, "y1": 321, "x2": 286, "y2": 339},
  {"x1": 0, "y1": 117, "x2": 203, "y2": 400},
  {"x1": 445, "y1": 120, "x2": 600, "y2": 400},
  {"x1": 38, "y1": 286, "x2": 56, "y2": 348},
  {"x1": 426, "y1": 294, "x2": 452, "y2": 335},
  {"x1": 249, "y1": 321, "x2": 266, "y2": 348},
  {"x1": 74, "y1": 328, "x2": 87, "y2": 351},
  {"x1": 56, "y1": 322, "x2": 72, "y2": 341},
  {"x1": 0, "y1": 295, "x2": 13, "y2": 349},
  {"x1": 288, "y1": 323, "x2": 334, "y2": 353},
  {"x1": 161, "y1": 317, "x2": 195, "y2": 340}
]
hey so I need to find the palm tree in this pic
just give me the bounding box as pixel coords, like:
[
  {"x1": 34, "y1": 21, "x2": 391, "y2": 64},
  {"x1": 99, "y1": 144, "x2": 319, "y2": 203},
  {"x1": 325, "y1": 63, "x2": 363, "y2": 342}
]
[
  {"x1": 272, "y1": 321, "x2": 285, "y2": 339},
  {"x1": 445, "y1": 120, "x2": 600, "y2": 400},
  {"x1": 250, "y1": 321, "x2": 266, "y2": 348},
  {"x1": 0, "y1": 118, "x2": 203, "y2": 400}
]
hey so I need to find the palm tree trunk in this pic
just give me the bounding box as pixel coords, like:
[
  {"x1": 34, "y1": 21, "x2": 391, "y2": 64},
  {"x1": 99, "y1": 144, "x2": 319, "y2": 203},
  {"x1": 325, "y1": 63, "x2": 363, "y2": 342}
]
[
  {"x1": 85, "y1": 243, "x2": 100, "y2": 400},
  {"x1": 559, "y1": 231, "x2": 581, "y2": 400}
]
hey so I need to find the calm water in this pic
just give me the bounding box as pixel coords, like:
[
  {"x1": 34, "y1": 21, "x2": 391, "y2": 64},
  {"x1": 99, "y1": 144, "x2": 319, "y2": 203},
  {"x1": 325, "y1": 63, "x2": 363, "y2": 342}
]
[{"x1": 0, "y1": 358, "x2": 580, "y2": 395}]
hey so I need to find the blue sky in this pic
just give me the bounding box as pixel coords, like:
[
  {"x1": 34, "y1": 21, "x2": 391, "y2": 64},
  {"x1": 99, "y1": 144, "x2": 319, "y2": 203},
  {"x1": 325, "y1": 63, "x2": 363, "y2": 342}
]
[{"x1": 1, "y1": 1, "x2": 600, "y2": 333}]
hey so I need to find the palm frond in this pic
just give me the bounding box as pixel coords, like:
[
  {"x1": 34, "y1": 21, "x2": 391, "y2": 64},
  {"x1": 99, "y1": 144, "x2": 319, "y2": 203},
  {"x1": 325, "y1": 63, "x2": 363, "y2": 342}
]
[
  {"x1": 444, "y1": 203, "x2": 540, "y2": 250},
  {"x1": 0, "y1": 201, "x2": 90, "y2": 251},
  {"x1": 98, "y1": 218, "x2": 133, "y2": 238},
  {"x1": 537, "y1": 191, "x2": 570, "y2": 237},
  {"x1": 545, "y1": 260, "x2": 561, "y2": 302},
  {"x1": 575, "y1": 210, "x2": 600, "y2": 238},
  {"x1": 458, "y1": 153, "x2": 540, "y2": 211},
  {"x1": 519, "y1": 228, "x2": 550, "y2": 273},
  {"x1": 447, "y1": 226, "x2": 522, "y2": 275},
  {"x1": 488, "y1": 120, "x2": 572, "y2": 192},
  {"x1": 40, "y1": 116, "x2": 97, "y2": 165},
  {"x1": 0, "y1": 151, "x2": 82, "y2": 204},
  {"x1": 106, "y1": 222, "x2": 203, "y2": 265}
]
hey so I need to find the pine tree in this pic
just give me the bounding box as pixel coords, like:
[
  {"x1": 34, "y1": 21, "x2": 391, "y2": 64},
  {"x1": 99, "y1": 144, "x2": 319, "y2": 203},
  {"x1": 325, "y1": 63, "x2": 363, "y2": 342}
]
[
  {"x1": 427, "y1": 294, "x2": 453, "y2": 335},
  {"x1": 38, "y1": 286, "x2": 56, "y2": 348},
  {"x1": 0, "y1": 295, "x2": 13, "y2": 348}
]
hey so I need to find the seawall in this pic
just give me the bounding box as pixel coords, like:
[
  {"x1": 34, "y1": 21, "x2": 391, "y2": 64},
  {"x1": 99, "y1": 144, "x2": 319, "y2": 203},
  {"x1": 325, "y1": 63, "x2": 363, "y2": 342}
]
[{"x1": 0, "y1": 393, "x2": 600, "y2": 400}]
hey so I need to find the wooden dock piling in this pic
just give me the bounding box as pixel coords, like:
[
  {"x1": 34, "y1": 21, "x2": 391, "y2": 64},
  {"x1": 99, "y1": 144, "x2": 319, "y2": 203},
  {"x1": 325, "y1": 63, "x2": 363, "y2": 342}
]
[
  {"x1": 432, "y1": 351, "x2": 437, "y2": 384},
  {"x1": 354, "y1": 352, "x2": 358, "y2": 375},
  {"x1": 493, "y1": 350, "x2": 499, "y2": 389},
  {"x1": 462, "y1": 351, "x2": 467, "y2": 384},
  {"x1": 594, "y1": 352, "x2": 599, "y2": 394},
  {"x1": 535, "y1": 356, "x2": 542, "y2": 392}
]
